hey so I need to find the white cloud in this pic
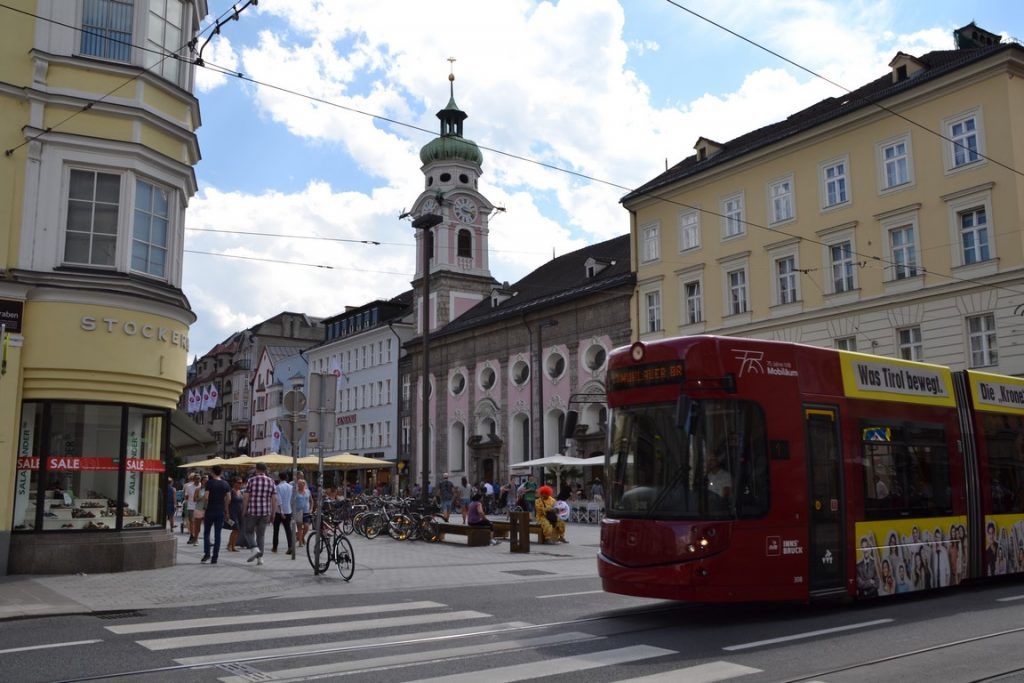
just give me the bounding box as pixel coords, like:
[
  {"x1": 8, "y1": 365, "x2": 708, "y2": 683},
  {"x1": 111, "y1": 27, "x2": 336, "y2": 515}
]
[
  {"x1": 186, "y1": 0, "x2": 969, "y2": 355},
  {"x1": 194, "y1": 35, "x2": 240, "y2": 93}
]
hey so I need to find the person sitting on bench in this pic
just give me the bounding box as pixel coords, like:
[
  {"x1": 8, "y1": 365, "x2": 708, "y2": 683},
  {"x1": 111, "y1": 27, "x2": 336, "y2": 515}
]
[{"x1": 467, "y1": 493, "x2": 499, "y2": 545}]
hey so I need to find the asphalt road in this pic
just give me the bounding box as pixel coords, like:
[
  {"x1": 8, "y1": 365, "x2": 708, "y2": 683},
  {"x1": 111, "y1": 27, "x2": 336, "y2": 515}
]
[{"x1": 5, "y1": 572, "x2": 1024, "y2": 682}]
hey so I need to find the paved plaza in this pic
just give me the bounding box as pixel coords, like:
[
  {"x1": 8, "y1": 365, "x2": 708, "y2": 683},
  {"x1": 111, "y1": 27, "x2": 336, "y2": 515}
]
[{"x1": 0, "y1": 521, "x2": 602, "y2": 620}]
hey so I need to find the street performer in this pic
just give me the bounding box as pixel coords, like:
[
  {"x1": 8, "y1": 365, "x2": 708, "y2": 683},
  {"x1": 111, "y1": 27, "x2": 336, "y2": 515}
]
[{"x1": 535, "y1": 485, "x2": 568, "y2": 544}]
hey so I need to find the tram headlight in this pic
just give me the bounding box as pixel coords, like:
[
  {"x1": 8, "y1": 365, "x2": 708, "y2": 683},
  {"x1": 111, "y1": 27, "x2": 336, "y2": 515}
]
[
  {"x1": 699, "y1": 538, "x2": 710, "y2": 548},
  {"x1": 687, "y1": 543, "x2": 697, "y2": 553}
]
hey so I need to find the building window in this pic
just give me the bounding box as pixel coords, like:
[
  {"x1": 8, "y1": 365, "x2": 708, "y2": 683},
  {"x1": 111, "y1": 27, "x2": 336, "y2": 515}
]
[
  {"x1": 727, "y1": 269, "x2": 747, "y2": 315},
  {"x1": 684, "y1": 280, "x2": 702, "y2": 324},
  {"x1": 679, "y1": 211, "x2": 700, "y2": 251},
  {"x1": 132, "y1": 179, "x2": 169, "y2": 277},
  {"x1": 897, "y1": 326, "x2": 923, "y2": 361},
  {"x1": 65, "y1": 169, "x2": 120, "y2": 267},
  {"x1": 145, "y1": 0, "x2": 185, "y2": 84},
  {"x1": 775, "y1": 256, "x2": 797, "y2": 304},
  {"x1": 888, "y1": 225, "x2": 917, "y2": 279},
  {"x1": 830, "y1": 241, "x2": 855, "y2": 293},
  {"x1": 835, "y1": 336, "x2": 857, "y2": 351},
  {"x1": 948, "y1": 113, "x2": 981, "y2": 168},
  {"x1": 881, "y1": 139, "x2": 910, "y2": 189},
  {"x1": 645, "y1": 290, "x2": 661, "y2": 332},
  {"x1": 967, "y1": 314, "x2": 998, "y2": 367},
  {"x1": 722, "y1": 193, "x2": 744, "y2": 237},
  {"x1": 640, "y1": 224, "x2": 660, "y2": 263},
  {"x1": 457, "y1": 228, "x2": 472, "y2": 258},
  {"x1": 81, "y1": 0, "x2": 133, "y2": 62},
  {"x1": 823, "y1": 161, "x2": 848, "y2": 207},
  {"x1": 960, "y1": 207, "x2": 990, "y2": 264},
  {"x1": 769, "y1": 177, "x2": 794, "y2": 224}
]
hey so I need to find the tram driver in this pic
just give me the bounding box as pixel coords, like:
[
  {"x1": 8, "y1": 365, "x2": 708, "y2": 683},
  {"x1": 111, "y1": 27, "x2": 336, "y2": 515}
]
[{"x1": 705, "y1": 453, "x2": 732, "y2": 510}]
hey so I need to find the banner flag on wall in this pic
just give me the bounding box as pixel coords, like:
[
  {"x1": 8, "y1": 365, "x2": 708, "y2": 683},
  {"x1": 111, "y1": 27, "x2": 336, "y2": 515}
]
[
  {"x1": 208, "y1": 384, "x2": 219, "y2": 409},
  {"x1": 270, "y1": 421, "x2": 282, "y2": 453}
]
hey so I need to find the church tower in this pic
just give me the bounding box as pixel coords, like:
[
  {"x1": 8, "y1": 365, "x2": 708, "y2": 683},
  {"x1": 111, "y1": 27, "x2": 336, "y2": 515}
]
[{"x1": 411, "y1": 69, "x2": 497, "y2": 333}]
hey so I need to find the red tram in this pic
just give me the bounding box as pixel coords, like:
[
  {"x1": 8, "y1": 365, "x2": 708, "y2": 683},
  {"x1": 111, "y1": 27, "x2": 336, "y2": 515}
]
[{"x1": 595, "y1": 335, "x2": 1024, "y2": 602}]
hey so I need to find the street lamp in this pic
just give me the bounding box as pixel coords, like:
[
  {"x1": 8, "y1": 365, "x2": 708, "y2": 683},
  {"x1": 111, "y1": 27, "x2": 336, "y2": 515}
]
[
  {"x1": 413, "y1": 212, "x2": 443, "y2": 507},
  {"x1": 535, "y1": 319, "x2": 558, "y2": 466}
]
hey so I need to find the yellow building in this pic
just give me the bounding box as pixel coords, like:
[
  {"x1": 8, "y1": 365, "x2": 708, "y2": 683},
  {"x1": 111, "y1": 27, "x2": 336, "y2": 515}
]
[
  {"x1": 0, "y1": 0, "x2": 208, "y2": 573},
  {"x1": 624, "y1": 24, "x2": 1024, "y2": 377}
]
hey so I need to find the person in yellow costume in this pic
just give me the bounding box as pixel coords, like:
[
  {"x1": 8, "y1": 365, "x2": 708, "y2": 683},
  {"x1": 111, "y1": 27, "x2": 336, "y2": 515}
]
[{"x1": 535, "y1": 485, "x2": 568, "y2": 544}]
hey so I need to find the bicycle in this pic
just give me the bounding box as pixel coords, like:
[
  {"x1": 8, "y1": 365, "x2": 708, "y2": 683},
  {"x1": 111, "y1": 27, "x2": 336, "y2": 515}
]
[{"x1": 306, "y1": 512, "x2": 355, "y2": 580}]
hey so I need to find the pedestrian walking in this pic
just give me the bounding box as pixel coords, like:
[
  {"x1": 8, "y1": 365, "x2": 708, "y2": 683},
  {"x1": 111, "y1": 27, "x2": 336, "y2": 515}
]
[
  {"x1": 272, "y1": 472, "x2": 295, "y2": 555},
  {"x1": 243, "y1": 462, "x2": 278, "y2": 565},
  {"x1": 201, "y1": 465, "x2": 231, "y2": 564},
  {"x1": 226, "y1": 477, "x2": 244, "y2": 552},
  {"x1": 165, "y1": 477, "x2": 176, "y2": 531},
  {"x1": 191, "y1": 475, "x2": 207, "y2": 538},
  {"x1": 294, "y1": 478, "x2": 311, "y2": 546},
  {"x1": 438, "y1": 473, "x2": 455, "y2": 522},
  {"x1": 183, "y1": 472, "x2": 198, "y2": 543}
]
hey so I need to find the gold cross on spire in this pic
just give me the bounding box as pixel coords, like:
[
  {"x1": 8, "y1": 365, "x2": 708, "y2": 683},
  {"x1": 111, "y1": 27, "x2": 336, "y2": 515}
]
[{"x1": 447, "y1": 56, "x2": 456, "y2": 96}]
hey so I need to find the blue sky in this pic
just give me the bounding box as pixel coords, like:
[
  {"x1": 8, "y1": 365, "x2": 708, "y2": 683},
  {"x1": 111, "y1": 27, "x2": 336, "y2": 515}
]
[{"x1": 184, "y1": 0, "x2": 1022, "y2": 357}]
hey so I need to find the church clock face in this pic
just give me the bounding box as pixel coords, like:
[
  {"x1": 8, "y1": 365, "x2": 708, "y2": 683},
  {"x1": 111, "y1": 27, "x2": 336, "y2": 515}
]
[
  {"x1": 454, "y1": 196, "x2": 478, "y2": 224},
  {"x1": 421, "y1": 198, "x2": 438, "y2": 215}
]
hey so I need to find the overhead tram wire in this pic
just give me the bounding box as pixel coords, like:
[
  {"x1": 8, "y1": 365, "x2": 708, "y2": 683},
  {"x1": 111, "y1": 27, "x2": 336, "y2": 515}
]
[
  {"x1": 184, "y1": 227, "x2": 550, "y2": 256},
  {"x1": 0, "y1": 0, "x2": 255, "y2": 158},
  {"x1": 190, "y1": 55, "x2": 1024, "y2": 300},
  {"x1": 183, "y1": 249, "x2": 411, "y2": 276},
  {"x1": 662, "y1": 0, "x2": 1024, "y2": 180},
  {"x1": 11, "y1": 3, "x2": 1024, "y2": 297}
]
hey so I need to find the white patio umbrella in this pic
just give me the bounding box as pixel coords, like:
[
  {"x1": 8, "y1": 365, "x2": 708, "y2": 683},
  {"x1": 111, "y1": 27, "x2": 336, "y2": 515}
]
[{"x1": 509, "y1": 454, "x2": 589, "y2": 493}]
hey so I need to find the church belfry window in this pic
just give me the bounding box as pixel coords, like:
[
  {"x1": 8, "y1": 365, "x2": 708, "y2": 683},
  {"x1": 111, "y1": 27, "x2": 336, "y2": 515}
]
[{"x1": 457, "y1": 229, "x2": 472, "y2": 258}]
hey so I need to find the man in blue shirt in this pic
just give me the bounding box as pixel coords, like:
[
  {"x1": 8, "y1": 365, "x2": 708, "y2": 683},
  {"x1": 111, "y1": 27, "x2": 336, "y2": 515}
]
[
  {"x1": 272, "y1": 472, "x2": 295, "y2": 556},
  {"x1": 201, "y1": 466, "x2": 231, "y2": 564}
]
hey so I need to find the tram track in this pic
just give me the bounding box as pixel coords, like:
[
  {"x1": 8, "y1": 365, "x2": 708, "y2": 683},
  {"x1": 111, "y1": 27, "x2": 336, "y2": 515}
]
[
  {"x1": 56, "y1": 603, "x2": 683, "y2": 682},
  {"x1": 782, "y1": 624, "x2": 1024, "y2": 682}
]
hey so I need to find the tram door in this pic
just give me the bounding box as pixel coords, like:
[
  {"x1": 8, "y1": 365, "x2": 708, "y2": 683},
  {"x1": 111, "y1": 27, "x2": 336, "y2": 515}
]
[{"x1": 805, "y1": 406, "x2": 846, "y2": 594}]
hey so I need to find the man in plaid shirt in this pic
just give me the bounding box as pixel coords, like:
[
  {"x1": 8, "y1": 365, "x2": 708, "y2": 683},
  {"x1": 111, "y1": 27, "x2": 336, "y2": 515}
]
[{"x1": 243, "y1": 462, "x2": 278, "y2": 565}]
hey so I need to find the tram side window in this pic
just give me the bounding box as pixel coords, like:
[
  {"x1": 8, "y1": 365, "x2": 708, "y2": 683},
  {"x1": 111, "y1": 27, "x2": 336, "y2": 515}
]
[
  {"x1": 981, "y1": 414, "x2": 1024, "y2": 514},
  {"x1": 862, "y1": 422, "x2": 951, "y2": 518}
]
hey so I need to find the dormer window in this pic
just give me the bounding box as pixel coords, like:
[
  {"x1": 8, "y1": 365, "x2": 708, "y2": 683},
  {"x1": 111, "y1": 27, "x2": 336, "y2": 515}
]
[
  {"x1": 584, "y1": 256, "x2": 612, "y2": 278},
  {"x1": 693, "y1": 137, "x2": 724, "y2": 162},
  {"x1": 888, "y1": 52, "x2": 925, "y2": 83},
  {"x1": 490, "y1": 283, "x2": 514, "y2": 307}
]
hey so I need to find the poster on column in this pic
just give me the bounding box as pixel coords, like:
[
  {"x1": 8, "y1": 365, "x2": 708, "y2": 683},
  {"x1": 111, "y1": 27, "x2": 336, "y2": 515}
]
[
  {"x1": 13, "y1": 411, "x2": 35, "y2": 527},
  {"x1": 124, "y1": 413, "x2": 143, "y2": 513}
]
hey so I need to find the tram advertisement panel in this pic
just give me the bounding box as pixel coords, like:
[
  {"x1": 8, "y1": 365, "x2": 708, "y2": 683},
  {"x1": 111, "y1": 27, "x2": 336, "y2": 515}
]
[
  {"x1": 982, "y1": 514, "x2": 1024, "y2": 577},
  {"x1": 839, "y1": 352, "x2": 955, "y2": 407},
  {"x1": 854, "y1": 516, "x2": 967, "y2": 597},
  {"x1": 968, "y1": 371, "x2": 1024, "y2": 416}
]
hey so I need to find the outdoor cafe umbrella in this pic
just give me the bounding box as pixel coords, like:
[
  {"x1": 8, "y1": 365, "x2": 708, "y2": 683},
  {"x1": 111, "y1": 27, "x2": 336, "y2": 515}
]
[
  {"x1": 323, "y1": 453, "x2": 396, "y2": 468},
  {"x1": 249, "y1": 453, "x2": 298, "y2": 468},
  {"x1": 509, "y1": 454, "x2": 588, "y2": 493},
  {"x1": 182, "y1": 456, "x2": 226, "y2": 468},
  {"x1": 218, "y1": 454, "x2": 257, "y2": 468}
]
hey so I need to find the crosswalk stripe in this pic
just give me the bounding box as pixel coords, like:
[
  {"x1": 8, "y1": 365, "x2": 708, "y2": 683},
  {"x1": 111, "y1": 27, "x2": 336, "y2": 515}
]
[
  {"x1": 407, "y1": 645, "x2": 677, "y2": 683},
  {"x1": 174, "y1": 621, "x2": 533, "y2": 666},
  {"x1": 217, "y1": 631, "x2": 601, "y2": 683},
  {"x1": 611, "y1": 660, "x2": 762, "y2": 682},
  {"x1": 108, "y1": 601, "x2": 444, "y2": 635},
  {"x1": 137, "y1": 611, "x2": 490, "y2": 651}
]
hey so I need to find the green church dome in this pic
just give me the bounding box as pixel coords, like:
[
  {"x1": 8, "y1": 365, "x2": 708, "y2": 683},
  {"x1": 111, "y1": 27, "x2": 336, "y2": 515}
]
[{"x1": 419, "y1": 92, "x2": 483, "y2": 166}]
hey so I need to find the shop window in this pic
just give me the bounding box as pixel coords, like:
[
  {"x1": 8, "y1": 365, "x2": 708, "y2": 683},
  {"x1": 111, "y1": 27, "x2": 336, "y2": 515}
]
[{"x1": 13, "y1": 402, "x2": 168, "y2": 532}]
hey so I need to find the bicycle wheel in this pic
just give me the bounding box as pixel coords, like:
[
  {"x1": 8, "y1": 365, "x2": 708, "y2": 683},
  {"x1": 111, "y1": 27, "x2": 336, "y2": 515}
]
[
  {"x1": 363, "y1": 513, "x2": 383, "y2": 539},
  {"x1": 306, "y1": 531, "x2": 331, "y2": 574},
  {"x1": 340, "y1": 516, "x2": 354, "y2": 536},
  {"x1": 334, "y1": 534, "x2": 355, "y2": 581},
  {"x1": 388, "y1": 514, "x2": 414, "y2": 541},
  {"x1": 418, "y1": 515, "x2": 441, "y2": 543}
]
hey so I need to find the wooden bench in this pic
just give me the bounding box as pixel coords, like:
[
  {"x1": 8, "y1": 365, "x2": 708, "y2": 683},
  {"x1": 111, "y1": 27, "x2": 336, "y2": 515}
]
[
  {"x1": 437, "y1": 522, "x2": 493, "y2": 547},
  {"x1": 491, "y1": 520, "x2": 545, "y2": 544}
]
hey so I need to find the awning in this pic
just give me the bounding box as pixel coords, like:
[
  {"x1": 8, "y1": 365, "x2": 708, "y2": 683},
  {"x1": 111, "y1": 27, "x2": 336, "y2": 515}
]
[{"x1": 170, "y1": 409, "x2": 218, "y2": 459}]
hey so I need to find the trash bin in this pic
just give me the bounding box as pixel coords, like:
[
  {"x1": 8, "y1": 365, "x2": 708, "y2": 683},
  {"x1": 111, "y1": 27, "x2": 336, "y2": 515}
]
[{"x1": 509, "y1": 510, "x2": 530, "y2": 553}]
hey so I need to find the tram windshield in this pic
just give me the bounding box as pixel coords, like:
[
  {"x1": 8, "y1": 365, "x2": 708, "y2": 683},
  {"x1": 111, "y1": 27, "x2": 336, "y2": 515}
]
[{"x1": 608, "y1": 399, "x2": 768, "y2": 519}]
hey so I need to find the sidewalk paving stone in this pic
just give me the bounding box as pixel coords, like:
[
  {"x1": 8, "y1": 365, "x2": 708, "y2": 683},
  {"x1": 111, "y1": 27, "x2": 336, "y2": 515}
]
[{"x1": 0, "y1": 521, "x2": 603, "y2": 619}]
